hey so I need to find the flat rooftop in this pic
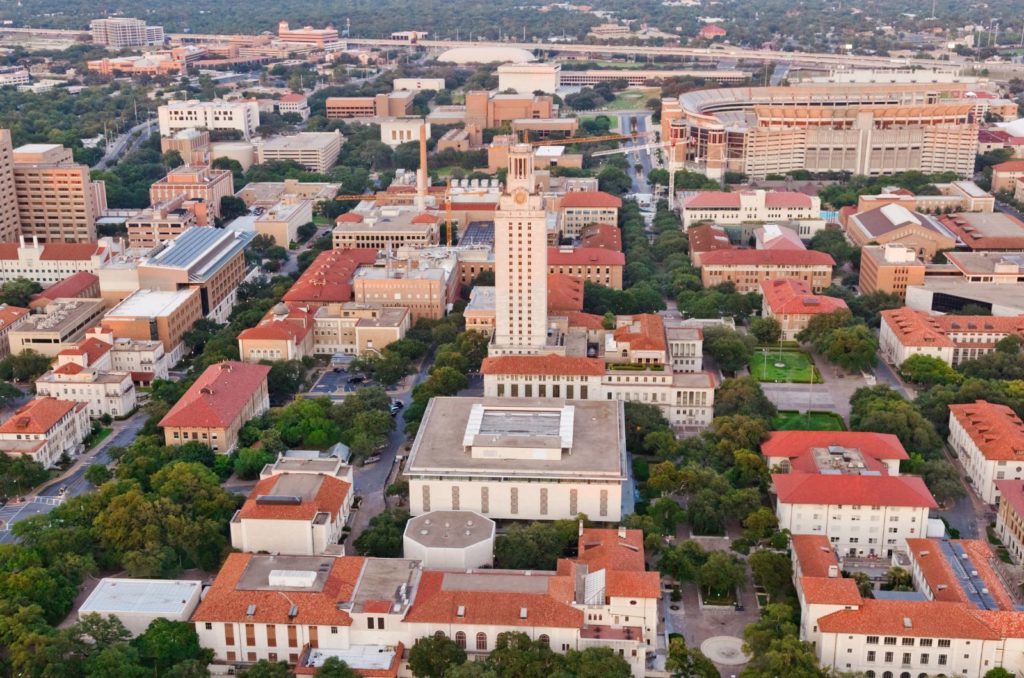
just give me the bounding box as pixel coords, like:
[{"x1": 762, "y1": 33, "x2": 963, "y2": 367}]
[
  {"x1": 353, "y1": 266, "x2": 446, "y2": 282},
  {"x1": 407, "y1": 397, "x2": 625, "y2": 479},
  {"x1": 405, "y1": 511, "x2": 495, "y2": 550},
  {"x1": 347, "y1": 558, "x2": 419, "y2": 614},
  {"x1": 259, "y1": 132, "x2": 342, "y2": 152},
  {"x1": 260, "y1": 473, "x2": 325, "y2": 501},
  {"x1": 466, "y1": 286, "x2": 495, "y2": 312},
  {"x1": 14, "y1": 298, "x2": 105, "y2": 334},
  {"x1": 442, "y1": 570, "x2": 551, "y2": 593},
  {"x1": 302, "y1": 646, "x2": 397, "y2": 672},
  {"x1": 143, "y1": 227, "x2": 252, "y2": 278},
  {"x1": 909, "y1": 278, "x2": 1024, "y2": 313},
  {"x1": 80, "y1": 578, "x2": 200, "y2": 615},
  {"x1": 107, "y1": 288, "x2": 197, "y2": 318},
  {"x1": 236, "y1": 554, "x2": 335, "y2": 592},
  {"x1": 946, "y1": 250, "x2": 1024, "y2": 275}
]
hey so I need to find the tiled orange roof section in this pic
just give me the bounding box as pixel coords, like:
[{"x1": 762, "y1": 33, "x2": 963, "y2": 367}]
[
  {"x1": 0, "y1": 398, "x2": 77, "y2": 434},
  {"x1": 159, "y1": 361, "x2": 270, "y2": 429},
  {"x1": 949, "y1": 400, "x2": 1024, "y2": 462}
]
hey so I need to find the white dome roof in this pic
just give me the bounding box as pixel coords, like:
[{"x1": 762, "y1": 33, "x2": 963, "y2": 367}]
[
  {"x1": 997, "y1": 118, "x2": 1024, "y2": 138},
  {"x1": 436, "y1": 46, "x2": 536, "y2": 64}
]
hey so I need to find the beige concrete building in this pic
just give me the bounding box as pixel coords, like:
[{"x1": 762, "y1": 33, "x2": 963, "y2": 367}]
[
  {"x1": 325, "y1": 92, "x2": 415, "y2": 119},
  {"x1": 90, "y1": 17, "x2": 164, "y2": 48},
  {"x1": 879, "y1": 308, "x2": 1024, "y2": 368},
  {"x1": 160, "y1": 361, "x2": 270, "y2": 454},
  {"x1": 255, "y1": 131, "x2": 343, "y2": 173},
  {"x1": 13, "y1": 143, "x2": 101, "y2": 243},
  {"x1": 995, "y1": 479, "x2": 1024, "y2": 563},
  {"x1": 230, "y1": 471, "x2": 352, "y2": 556},
  {"x1": 332, "y1": 208, "x2": 440, "y2": 250},
  {"x1": 0, "y1": 303, "x2": 28, "y2": 358},
  {"x1": 8, "y1": 298, "x2": 107, "y2": 357},
  {"x1": 160, "y1": 128, "x2": 210, "y2": 165},
  {"x1": 158, "y1": 100, "x2": 260, "y2": 139},
  {"x1": 35, "y1": 362, "x2": 136, "y2": 418},
  {"x1": 352, "y1": 265, "x2": 450, "y2": 321},
  {"x1": 237, "y1": 303, "x2": 315, "y2": 362},
  {"x1": 138, "y1": 227, "x2": 252, "y2": 322},
  {"x1": 236, "y1": 179, "x2": 339, "y2": 207},
  {"x1": 760, "y1": 278, "x2": 850, "y2": 341},
  {"x1": 379, "y1": 118, "x2": 430, "y2": 148},
  {"x1": 0, "y1": 130, "x2": 21, "y2": 242},
  {"x1": 126, "y1": 197, "x2": 200, "y2": 250},
  {"x1": 497, "y1": 62, "x2": 560, "y2": 94},
  {"x1": 991, "y1": 159, "x2": 1024, "y2": 193},
  {"x1": 0, "y1": 238, "x2": 113, "y2": 286},
  {"x1": 311, "y1": 303, "x2": 410, "y2": 357},
  {"x1": 84, "y1": 326, "x2": 169, "y2": 383},
  {"x1": 464, "y1": 91, "x2": 555, "y2": 129},
  {"x1": 844, "y1": 203, "x2": 957, "y2": 259},
  {"x1": 406, "y1": 397, "x2": 628, "y2": 522},
  {"x1": 698, "y1": 249, "x2": 835, "y2": 293},
  {"x1": 948, "y1": 400, "x2": 1024, "y2": 505},
  {"x1": 149, "y1": 165, "x2": 234, "y2": 226},
  {"x1": 252, "y1": 197, "x2": 312, "y2": 247},
  {"x1": 403, "y1": 510, "x2": 495, "y2": 569},
  {"x1": 103, "y1": 288, "x2": 203, "y2": 365},
  {"x1": 681, "y1": 189, "x2": 824, "y2": 233},
  {"x1": 858, "y1": 244, "x2": 926, "y2": 298},
  {"x1": 0, "y1": 397, "x2": 90, "y2": 468},
  {"x1": 662, "y1": 83, "x2": 981, "y2": 179},
  {"x1": 276, "y1": 94, "x2": 310, "y2": 121},
  {"x1": 392, "y1": 77, "x2": 445, "y2": 91},
  {"x1": 558, "y1": 192, "x2": 621, "y2": 240}
]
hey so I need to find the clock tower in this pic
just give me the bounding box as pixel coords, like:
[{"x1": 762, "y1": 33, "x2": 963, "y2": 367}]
[{"x1": 492, "y1": 143, "x2": 549, "y2": 355}]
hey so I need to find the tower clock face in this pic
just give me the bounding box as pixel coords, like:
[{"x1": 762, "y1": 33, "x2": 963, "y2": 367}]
[{"x1": 513, "y1": 189, "x2": 529, "y2": 205}]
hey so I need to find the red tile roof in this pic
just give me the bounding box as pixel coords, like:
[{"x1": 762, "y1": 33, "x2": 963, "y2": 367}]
[
  {"x1": 547, "y1": 273, "x2": 583, "y2": 312},
  {"x1": 238, "y1": 305, "x2": 314, "y2": 344},
  {"x1": 283, "y1": 249, "x2": 379, "y2": 307},
  {"x1": 948, "y1": 400, "x2": 1024, "y2": 462},
  {"x1": 906, "y1": 538, "x2": 1015, "y2": 611},
  {"x1": 612, "y1": 314, "x2": 666, "y2": 352},
  {"x1": 579, "y1": 223, "x2": 622, "y2": 251},
  {"x1": 0, "y1": 241, "x2": 106, "y2": 261},
  {"x1": 561, "y1": 311, "x2": 606, "y2": 330},
  {"x1": 995, "y1": 479, "x2": 1024, "y2": 521},
  {"x1": 481, "y1": 355, "x2": 605, "y2": 377},
  {"x1": 818, "y1": 599, "x2": 1001, "y2": 639},
  {"x1": 993, "y1": 160, "x2": 1024, "y2": 172},
  {"x1": 791, "y1": 534, "x2": 839, "y2": 578},
  {"x1": 335, "y1": 212, "x2": 363, "y2": 223},
  {"x1": 279, "y1": 93, "x2": 306, "y2": 103},
  {"x1": 547, "y1": 246, "x2": 625, "y2": 267},
  {"x1": 238, "y1": 474, "x2": 350, "y2": 522},
  {"x1": 800, "y1": 576, "x2": 862, "y2": 606},
  {"x1": 606, "y1": 570, "x2": 661, "y2": 599},
  {"x1": 687, "y1": 224, "x2": 734, "y2": 254},
  {"x1": 883, "y1": 309, "x2": 1024, "y2": 351},
  {"x1": 684, "y1": 191, "x2": 740, "y2": 209},
  {"x1": 559, "y1": 191, "x2": 622, "y2": 209},
  {"x1": 159, "y1": 361, "x2": 270, "y2": 429},
  {"x1": 762, "y1": 431, "x2": 908, "y2": 473},
  {"x1": 578, "y1": 528, "x2": 646, "y2": 571},
  {"x1": 33, "y1": 271, "x2": 99, "y2": 301},
  {"x1": 58, "y1": 337, "x2": 112, "y2": 366},
  {"x1": 191, "y1": 553, "x2": 362, "y2": 626},
  {"x1": 0, "y1": 304, "x2": 28, "y2": 330},
  {"x1": 404, "y1": 570, "x2": 583, "y2": 628},
  {"x1": 772, "y1": 472, "x2": 937, "y2": 508},
  {"x1": 0, "y1": 398, "x2": 79, "y2": 435},
  {"x1": 938, "y1": 212, "x2": 1024, "y2": 250},
  {"x1": 765, "y1": 192, "x2": 813, "y2": 209},
  {"x1": 700, "y1": 249, "x2": 835, "y2": 267},
  {"x1": 761, "y1": 278, "x2": 848, "y2": 315}
]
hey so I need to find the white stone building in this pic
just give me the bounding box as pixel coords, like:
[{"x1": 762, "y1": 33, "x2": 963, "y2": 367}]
[
  {"x1": 948, "y1": 400, "x2": 1024, "y2": 505},
  {"x1": 0, "y1": 398, "x2": 90, "y2": 468}
]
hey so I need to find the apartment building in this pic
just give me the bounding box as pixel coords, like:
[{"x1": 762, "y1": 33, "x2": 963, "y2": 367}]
[
  {"x1": 126, "y1": 198, "x2": 200, "y2": 250},
  {"x1": 557, "y1": 192, "x2": 621, "y2": 240},
  {"x1": 879, "y1": 308, "x2": 1024, "y2": 367},
  {"x1": 255, "y1": 132, "x2": 343, "y2": 173},
  {"x1": 792, "y1": 533, "x2": 1024, "y2": 678},
  {"x1": 325, "y1": 92, "x2": 415, "y2": 119},
  {"x1": 230, "y1": 470, "x2": 351, "y2": 556},
  {"x1": 7, "y1": 298, "x2": 107, "y2": 357},
  {"x1": 0, "y1": 398, "x2": 90, "y2": 468},
  {"x1": 158, "y1": 100, "x2": 260, "y2": 139},
  {"x1": 858, "y1": 244, "x2": 926, "y2": 298},
  {"x1": 332, "y1": 209, "x2": 440, "y2": 250},
  {"x1": 0, "y1": 130, "x2": 20, "y2": 242},
  {"x1": 663, "y1": 84, "x2": 981, "y2": 179},
  {"x1": 103, "y1": 288, "x2": 203, "y2": 365},
  {"x1": 13, "y1": 143, "x2": 102, "y2": 242},
  {"x1": 407, "y1": 398, "x2": 627, "y2": 522},
  {"x1": 35, "y1": 362, "x2": 136, "y2": 418},
  {"x1": 0, "y1": 303, "x2": 28, "y2": 357},
  {"x1": 160, "y1": 361, "x2": 271, "y2": 454},
  {"x1": 681, "y1": 190, "x2": 823, "y2": 232},
  {"x1": 149, "y1": 165, "x2": 235, "y2": 226},
  {"x1": 760, "y1": 278, "x2": 849, "y2": 341},
  {"x1": 282, "y1": 249, "x2": 379, "y2": 309},
  {"x1": 995, "y1": 479, "x2": 1024, "y2": 563},
  {"x1": 138, "y1": 228, "x2": 252, "y2": 322},
  {"x1": 948, "y1": 400, "x2": 1024, "y2": 505},
  {"x1": 698, "y1": 249, "x2": 835, "y2": 293},
  {"x1": 192, "y1": 527, "x2": 658, "y2": 676},
  {"x1": 90, "y1": 17, "x2": 164, "y2": 47}
]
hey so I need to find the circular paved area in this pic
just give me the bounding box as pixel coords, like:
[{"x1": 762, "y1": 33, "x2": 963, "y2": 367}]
[{"x1": 700, "y1": 636, "x2": 750, "y2": 665}]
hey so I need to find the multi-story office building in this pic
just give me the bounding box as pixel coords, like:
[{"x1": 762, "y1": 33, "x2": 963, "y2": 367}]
[
  {"x1": 126, "y1": 197, "x2": 200, "y2": 250},
  {"x1": 0, "y1": 238, "x2": 112, "y2": 286},
  {"x1": 0, "y1": 130, "x2": 20, "y2": 242},
  {"x1": 332, "y1": 208, "x2": 440, "y2": 250},
  {"x1": 662, "y1": 83, "x2": 983, "y2": 179},
  {"x1": 160, "y1": 361, "x2": 270, "y2": 454},
  {"x1": 681, "y1": 190, "x2": 823, "y2": 232},
  {"x1": 103, "y1": 288, "x2": 203, "y2": 365},
  {"x1": 557, "y1": 191, "x2": 621, "y2": 240},
  {"x1": 255, "y1": 131, "x2": 343, "y2": 173},
  {"x1": 149, "y1": 165, "x2": 234, "y2": 226},
  {"x1": 276, "y1": 21, "x2": 339, "y2": 47},
  {"x1": 0, "y1": 397, "x2": 90, "y2": 468},
  {"x1": 352, "y1": 264, "x2": 451, "y2": 321},
  {"x1": 90, "y1": 17, "x2": 165, "y2": 48},
  {"x1": 698, "y1": 249, "x2": 834, "y2": 293},
  {"x1": 948, "y1": 400, "x2": 1024, "y2": 505},
  {"x1": 35, "y1": 362, "x2": 136, "y2": 419},
  {"x1": 158, "y1": 100, "x2": 260, "y2": 140},
  {"x1": 13, "y1": 143, "x2": 101, "y2": 242},
  {"x1": 464, "y1": 91, "x2": 555, "y2": 129},
  {"x1": 282, "y1": 249, "x2": 379, "y2": 309},
  {"x1": 84, "y1": 326, "x2": 169, "y2": 383},
  {"x1": 137, "y1": 227, "x2": 252, "y2": 323},
  {"x1": 879, "y1": 308, "x2": 1024, "y2": 368},
  {"x1": 7, "y1": 298, "x2": 107, "y2": 357},
  {"x1": 858, "y1": 244, "x2": 926, "y2": 298},
  {"x1": 325, "y1": 92, "x2": 415, "y2": 119}
]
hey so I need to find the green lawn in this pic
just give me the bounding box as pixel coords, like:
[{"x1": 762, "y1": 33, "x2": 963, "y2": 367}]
[
  {"x1": 577, "y1": 114, "x2": 619, "y2": 132},
  {"x1": 84, "y1": 427, "x2": 113, "y2": 451},
  {"x1": 597, "y1": 88, "x2": 660, "y2": 111},
  {"x1": 750, "y1": 349, "x2": 821, "y2": 383},
  {"x1": 772, "y1": 410, "x2": 846, "y2": 431}
]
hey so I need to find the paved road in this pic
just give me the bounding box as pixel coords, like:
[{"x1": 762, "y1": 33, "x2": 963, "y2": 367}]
[
  {"x1": 95, "y1": 119, "x2": 157, "y2": 170},
  {"x1": 995, "y1": 200, "x2": 1024, "y2": 223},
  {"x1": 618, "y1": 112, "x2": 654, "y2": 195}
]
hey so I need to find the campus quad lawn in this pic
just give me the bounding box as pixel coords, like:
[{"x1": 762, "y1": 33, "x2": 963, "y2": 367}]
[
  {"x1": 772, "y1": 410, "x2": 846, "y2": 431},
  {"x1": 749, "y1": 349, "x2": 821, "y2": 383}
]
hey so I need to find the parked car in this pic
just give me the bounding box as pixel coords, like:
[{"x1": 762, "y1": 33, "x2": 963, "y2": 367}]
[
  {"x1": 391, "y1": 400, "x2": 404, "y2": 409},
  {"x1": 347, "y1": 375, "x2": 366, "y2": 384},
  {"x1": 363, "y1": 455, "x2": 381, "y2": 465}
]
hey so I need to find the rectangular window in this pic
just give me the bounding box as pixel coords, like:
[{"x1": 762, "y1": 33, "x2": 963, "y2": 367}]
[
  {"x1": 244, "y1": 624, "x2": 255, "y2": 646},
  {"x1": 938, "y1": 640, "x2": 951, "y2": 648},
  {"x1": 267, "y1": 626, "x2": 276, "y2": 647},
  {"x1": 938, "y1": 655, "x2": 947, "y2": 666},
  {"x1": 224, "y1": 625, "x2": 235, "y2": 645},
  {"x1": 287, "y1": 625, "x2": 297, "y2": 647},
  {"x1": 884, "y1": 637, "x2": 897, "y2": 646},
  {"x1": 884, "y1": 652, "x2": 893, "y2": 663}
]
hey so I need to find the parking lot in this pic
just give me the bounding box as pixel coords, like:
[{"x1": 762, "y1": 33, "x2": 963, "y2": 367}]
[{"x1": 308, "y1": 369, "x2": 375, "y2": 398}]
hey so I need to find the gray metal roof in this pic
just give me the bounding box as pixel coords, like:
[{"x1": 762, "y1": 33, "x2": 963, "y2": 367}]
[{"x1": 144, "y1": 227, "x2": 254, "y2": 282}]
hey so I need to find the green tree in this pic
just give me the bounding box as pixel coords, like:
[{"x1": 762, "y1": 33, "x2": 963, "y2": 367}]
[
  {"x1": 266, "y1": 359, "x2": 307, "y2": 401},
  {"x1": 666, "y1": 636, "x2": 719, "y2": 678},
  {"x1": 659, "y1": 540, "x2": 707, "y2": 582},
  {"x1": 899, "y1": 354, "x2": 961, "y2": 386},
  {"x1": 995, "y1": 335, "x2": 1022, "y2": 355},
  {"x1": 317, "y1": 656, "x2": 362, "y2": 678},
  {"x1": 883, "y1": 566, "x2": 913, "y2": 591},
  {"x1": 353, "y1": 508, "x2": 409, "y2": 557},
  {"x1": 747, "y1": 550, "x2": 793, "y2": 601},
  {"x1": 796, "y1": 308, "x2": 853, "y2": 347},
  {"x1": 819, "y1": 324, "x2": 878, "y2": 372},
  {"x1": 0, "y1": 278, "x2": 42, "y2": 307},
  {"x1": 984, "y1": 669, "x2": 1015, "y2": 678},
  {"x1": 624, "y1": 402, "x2": 671, "y2": 453},
  {"x1": 494, "y1": 520, "x2": 579, "y2": 570},
  {"x1": 741, "y1": 634, "x2": 825, "y2": 678},
  {"x1": 84, "y1": 463, "x2": 112, "y2": 487},
  {"x1": 240, "y1": 660, "x2": 292, "y2": 678},
  {"x1": 561, "y1": 646, "x2": 631, "y2": 678},
  {"x1": 702, "y1": 326, "x2": 756, "y2": 374},
  {"x1": 486, "y1": 631, "x2": 562, "y2": 678},
  {"x1": 0, "y1": 350, "x2": 53, "y2": 382},
  {"x1": 134, "y1": 619, "x2": 212, "y2": 672},
  {"x1": 713, "y1": 377, "x2": 777, "y2": 421},
  {"x1": 698, "y1": 550, "x2": 745, "y2": 598},
  {"x1": 161, "y1": 150, "x2": 184, "y2": 168},
  {"x1": 808, "y1": 229, "x2": 858, "y2": 267},
  {"x1": 749, "y1": 316, "x2": 782, "y2": 344},
  {"x1": 234, "y1": 447, "x2": 276, "y2": 480},
  {"x1": 408, "y1": 633, "x2": 467, "y2": 678},
  {"x1": 921, "y1": 459, "x2": 965, "y2": 506}
]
